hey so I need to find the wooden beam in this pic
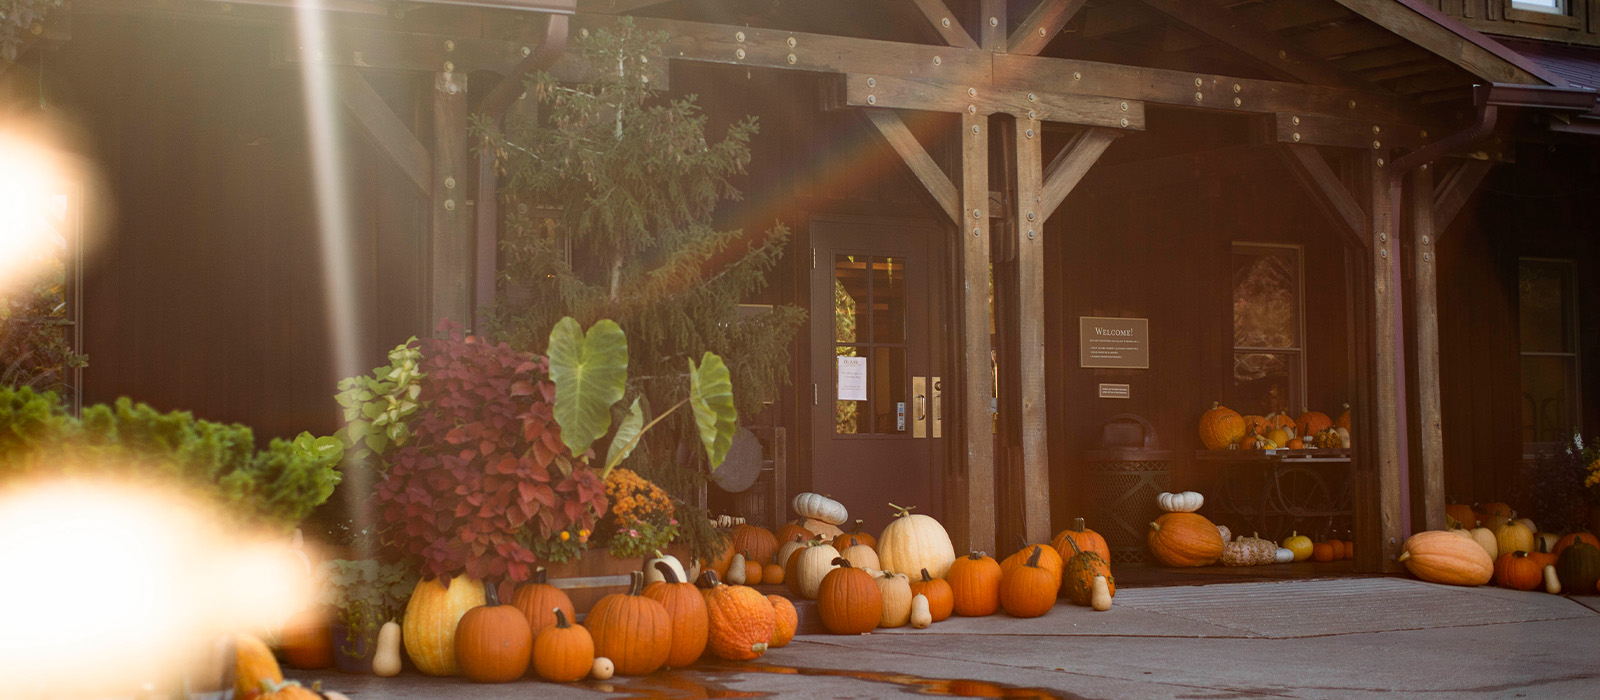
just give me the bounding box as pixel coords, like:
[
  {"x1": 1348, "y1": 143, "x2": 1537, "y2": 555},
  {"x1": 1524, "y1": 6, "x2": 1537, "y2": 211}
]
[
  {"x1": 1409, "y1": 164, "x2": 1445, "y2": 533},
  {"x1": 1271, "y1": 112, "x2": 1423, "y2": 151},
  {"x1": 334, "y1": 67, "x2": 432, "y2": 198},
  {"x1": 862, "y1": 109, "x2": 960, "y2": 224},
  {"x1": 953, "y1": 111, "x2": 996, "y2": 556},
  {"x1": 839, "y1": 74, "x2": 1144, "y2": 129},
  {"x1": 1276, "y1": 144, "x2": 1366, "y2": 247},
  {"x1": 576, "y1": 0, "x2": 673, "y2": 13},
  {"x1": 1136, "y1": 0, "x2": 1360, "y2": 87},
  {"x1": 979, "y1": 0, "x2": 1006, "y2": 52},
  {"x1": 1366, "y1": 153, "x2": 1406, "y2": 573},
  {"x1": 1431, "y1": 159, "x2": 1492, "y2": 235},
  {"x1": 1008, "y1": 0, "x2": 1088, "y2": 56},
  {"x1": 275, "y1": 22, "x2": 633, "y2": 87},
  {"x1": 1012, "y1": 116, "x2": 1051, "y2": 544},
  {"x1": 1039, "y1": 128, "x2": 1118, "y2": 223},
  {"x1": 431, "y1": 70, "x2": 473, "y2": 331},
  {"x1": 1330, "y1": 0, "x2": 1553, "y2": 85},
  {"x1": 910, "y1": 0, "x2": 980, "y2": 49}
]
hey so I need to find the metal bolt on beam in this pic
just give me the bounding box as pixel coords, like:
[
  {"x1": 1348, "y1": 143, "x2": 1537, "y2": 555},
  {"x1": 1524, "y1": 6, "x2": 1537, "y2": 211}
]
[
  {"x1": 1121, "y1": 117, "x2": 1130, "y2": 128},
  {"x1": 521, "y1": 46, "x2": 531, "y2": 57},
  {"x1": 736, "y1": 31, "x2": 746, "y2": 42},
  {"x1": 989, "y1": 16, "x2": 999, "y2": 27},
  {"x1": 867, "y1": 77, "x2": 877, "y2": 87},
  {"x1": 1073, "y1": 71, "x2": 1082, "y2": 81},
  {"x1": 788, "y1": 37, "x2": 797, "y2": 48},
  {"x1": 445, "y1": 40, "x2": 455, "y2": 52},
  {"x1": 972, "y1": 228, "x2": 981, "y2": 237},
  {"x1": 942, "y1": 17, "x2": 951, "y2": 27},
  {"x1": 1028, "y1": 229, "x2": 1037, "y2": 239},
  {"x1": 787, "y1": 54, "x2": 797, "y2": 64}
]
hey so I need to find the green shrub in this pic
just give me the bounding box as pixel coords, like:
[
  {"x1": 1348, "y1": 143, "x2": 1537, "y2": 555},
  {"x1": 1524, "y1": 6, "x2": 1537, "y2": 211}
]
[{"x1": 0, "y1": 386, "x2": 342, "y2": 532}]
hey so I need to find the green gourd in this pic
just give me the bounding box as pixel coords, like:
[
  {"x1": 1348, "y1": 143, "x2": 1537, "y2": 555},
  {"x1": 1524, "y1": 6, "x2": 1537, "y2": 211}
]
[{"x1": 1555, "y1": 541, "x2": 1600, "y2": 595}]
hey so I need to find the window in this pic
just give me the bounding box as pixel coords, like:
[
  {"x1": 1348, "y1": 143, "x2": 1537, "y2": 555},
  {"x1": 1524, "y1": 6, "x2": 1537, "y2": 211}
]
[
  {"x1": 1505, "y1": 0, "x2": 1581, "y2": 28},
  {"x1": 833, "y1": 254, "x2": 908, "y2": 435},
  {"x1": 1232, "y1": 243, "x2": 1304, "y2": 416},
  {"x1": 1511, "y1": 0, "x2": 1564, "y2": 14},
  {"x1": 1520, "y1": 259, "x2": 1580, "y2": 445}
]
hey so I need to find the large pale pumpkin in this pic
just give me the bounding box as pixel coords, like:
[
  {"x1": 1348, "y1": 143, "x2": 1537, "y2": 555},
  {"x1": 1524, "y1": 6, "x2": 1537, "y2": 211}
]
[
  {"x1": 792, "y1": 541, "x2": 843, "y2": 599},
  {"x1": 792, "y1": 492, "x2": 849, "y2": 525},
  {"x1": 876, "y1": 571, "x2": 914, "y2": 628},
  {"x1": 877, "y1": 504, "x2": 956, "y2": 579},
  {"x1": 1398, "y1": 530, "x2": 1493, "y2": 586},
  {"x1": 1147, "y1": 513, "x2": 1224, "y2": 567},
  {"x1": 403, "y1": 575, "x2": 487, "y2": 676},
  {"x1": 1198, "y1": 402, "x2": 1245, "y2": 450}
]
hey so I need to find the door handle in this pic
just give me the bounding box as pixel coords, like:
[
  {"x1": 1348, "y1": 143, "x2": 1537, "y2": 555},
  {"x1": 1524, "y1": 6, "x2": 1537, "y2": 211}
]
[{"x1": 912, "y1": 377, "x2": 927, "y2": 438}]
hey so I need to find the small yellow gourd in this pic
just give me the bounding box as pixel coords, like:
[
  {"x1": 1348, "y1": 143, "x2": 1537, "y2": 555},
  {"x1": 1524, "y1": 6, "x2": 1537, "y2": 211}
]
[
  {"x1": 909, "y1": 594, "x2": 932, "y2": 629},
  {"x1": 371, "y1": 620, "x2": 402, "y2": 677},
  {"x1": 1545, "y1": 565, "x2": 1562, "y2": 594},
  {"x1": 1090, "y1": 576, "x2": 1112, "y2": 611},
  {"x1": 591, "y1": 656, "x2": 615, "y2": 680}
]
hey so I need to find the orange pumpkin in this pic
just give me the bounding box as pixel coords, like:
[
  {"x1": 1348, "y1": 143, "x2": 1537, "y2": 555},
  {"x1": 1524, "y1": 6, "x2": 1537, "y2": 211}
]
[
  {"x1": 278, "y1": 608, "x2": 333, "y2": 670},
  {"x1": 1295, "y1": 411, "x2": 1332, "y2": 438},
  {"x1": 817, "y1": 558, "x2": 883, "y2": 635},
  {"x1": 998, "y1": 548, "x2": 1057, "y2": 618},
  {"x1": 233, "y1": 633, "x2": 282, "y2": 700},
  {"x1": 762, "y1": 563, "x2": 785, "y2": 585},
  {"x1": 1311, "y1": 542, "x2": 1334, "y2": 563},
  {"x1": 909, "y1": 568, "x2": 954, "y2": 622},
  {"x1": 1398, "y1": 530, "x2": 1494, "y2": 586},
  {"x1": 641, "y1": 562, "x2": 709, "y2": 668},
  {"x1": 531, "y1": 608, "x2": 593, "y2": 682},
  {"x1": 1336, "y1": 403, "x2": 1351, "y2": 431},
  {"x1": 455, "y1": 584, "x2": 533, "y2": 683},
  {"x1": 1285, "y1": 438, "x2": 1305, "y2": 450},
  {"x1": 1529, "y1": 537, "x2": 1559, "y2": 569},
  {"x1": 767, "y1": 594, "x2": 798, "y2": 648},
  {"x1": 1059, "y1": 535, "x2": 1115, "y2": 606},
  {"x1": 743, "y1": 551, "x2": 765, "y2": 585},
  {"x1": 731, "y1": 525, "x2": 779, "y2": 565},
  {"x1": 1000, "y1": 544, "x2": 1062, "y2": 582},
  {"x1": 833, "y1": 519, "x2": 878, "y2": 550},
  {"x1": 1445, "y1": 504, "x2": 1478, "y2": 529},
  {"x1": 1328, "y1": 540, "x2": 1346, "y2": 560},
  {"x1": 947, "y1": 551, "x2": 1001, "y2": 617},
  {"x1": 1199, "y1": 402, "x2": 1246, "y2": 450},
  {"x1": 774, "y1": 519, "x2": 819, "y2": 545},
  {"x1": 703, "y1": 535, "x2": 737, "y2": 580},
  {"x1": 256, "y1": 680, "x2": 320, "y2": 700},
  {"x1": 1147, "y1": 513, "x2": 1224, "y2": 567},
  {"x1": 1555, "y1": 532, "x2": 1600, "y2": 556},
  {"x1": 1241, "y1": 414, "x2": 1267, "y2": 437},
  {"x1": 585, "y1": 572, "x2": 672, "y2": 675},
  {"x1": 702, "y1": 572, "x2": 777, "y2": 660},
  {"x1": 1052, "y1": 517, "x2": 1111, "y2": 564},
  {"x1": 1478, "y1": 502, "x2": 1514, "y2": 520},
  {"x1": 1494, "y1": 551, "x2": 1544, "y2": 591},
  {"x1": 511, "y1": 568, "x2": 576, "y2": 639}
]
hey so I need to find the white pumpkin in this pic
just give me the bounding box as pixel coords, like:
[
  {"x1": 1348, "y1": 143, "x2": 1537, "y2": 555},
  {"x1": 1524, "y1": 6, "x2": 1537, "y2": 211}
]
[
  {"x1": 876, "y1": 571, "x2": 913, "y2": 628},
  {"x1": 800, "y1": 516, "x2": 845, "y2": 539},
  {"x1": 877, "y1": 504, "x2": 956, "y2": 579},
  {"x1": 1274, "y1": 547, "x2": 1295, "y2": 564},
  {"x1": 643, "y1": 549, "x2": 686, "y2": 586},
  {"x1": 792, "y1": 492, "x2": 849, "y2": 525},
  {"x1": 1157, "y1": 491, "x2": 1204, "y2": 513},
  {"x1": 840, "y1": 543, "x2": 881, "y2": 571},
  {"x1": 794, "y1": 542, "x2": 842, "y2": 599}
]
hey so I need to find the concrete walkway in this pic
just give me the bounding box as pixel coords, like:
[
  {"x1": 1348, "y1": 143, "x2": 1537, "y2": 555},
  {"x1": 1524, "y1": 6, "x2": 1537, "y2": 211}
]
[{"x1": 305, "y1": 577, "x2": 1600, "y2": 699}]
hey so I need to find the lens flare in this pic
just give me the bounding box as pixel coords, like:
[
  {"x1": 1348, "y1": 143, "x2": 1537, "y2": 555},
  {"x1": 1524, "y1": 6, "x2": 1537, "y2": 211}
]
[
  {"x1": 0, "y1": 478, "x2": 316, "y2": 697},
  {"x1": 0, "y1": 129, "x2": 72, "y2": 294}
]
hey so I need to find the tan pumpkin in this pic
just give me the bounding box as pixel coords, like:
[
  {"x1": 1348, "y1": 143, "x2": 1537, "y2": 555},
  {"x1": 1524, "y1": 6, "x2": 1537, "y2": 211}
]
[
  {"x1": 876, "y1": 570, "x2": 914, "y2": 628},
  {"x1": 1494, "y1": 521, "x2": 1535, "y2": 558},
  {"x1": 877, "y1": 504, "x2": 956, "y2": 579},
  {"x1": 840, "y1": 542, "x2": 882, "y2": 571},
  {"x1": 1147, "y1": 513, "x2": 1224, "y2": 567},
  {"x1": 1468, "y1": 527, "x2": 1499, "y2": 560},
  {"x1": 1398, "y1": 530, "x2": 1493, "y2": 586},
  {"x1": 403, "y1": 575, "x2": 487, "y2": 676}
]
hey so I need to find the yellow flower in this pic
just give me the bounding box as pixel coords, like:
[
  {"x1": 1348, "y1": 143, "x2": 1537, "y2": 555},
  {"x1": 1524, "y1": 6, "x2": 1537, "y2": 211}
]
[
  {"x1": 579, "y1": 529, "x2": 590, "y2": 537},
  {"x1": 560, "y1": 531, "x2": 571, "y2": 541}
]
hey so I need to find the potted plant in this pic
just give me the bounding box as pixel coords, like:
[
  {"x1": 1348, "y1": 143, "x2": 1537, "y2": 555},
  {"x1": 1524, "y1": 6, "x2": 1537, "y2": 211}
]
[{"x1": 318, "y1": 559, "x2": 415, "y2": 674}]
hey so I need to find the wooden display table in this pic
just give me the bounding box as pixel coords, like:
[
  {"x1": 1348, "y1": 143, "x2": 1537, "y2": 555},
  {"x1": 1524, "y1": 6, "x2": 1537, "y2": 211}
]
[{"x1": 1195, "y1": 449, "x2": 1353, "y2": 542}]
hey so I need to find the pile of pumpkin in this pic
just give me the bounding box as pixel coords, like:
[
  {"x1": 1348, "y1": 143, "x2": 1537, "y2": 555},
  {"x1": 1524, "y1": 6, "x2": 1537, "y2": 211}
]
[
  {"x1": 1148, "y1": 491, "x2": 1354, "y2": 566},
  {"x1": 1198, "y1": 402, "x2": 1351, "y2": 451},
  {"x1": 1402, "y1": 502, "x2": 1600, "y2": 595}
]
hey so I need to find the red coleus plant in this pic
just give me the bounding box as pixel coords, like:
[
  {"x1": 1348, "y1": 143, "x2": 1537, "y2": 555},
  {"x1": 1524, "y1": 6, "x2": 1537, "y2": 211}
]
[{"x1": 373, "y1": 323, "x2": 608, "y2": 583}]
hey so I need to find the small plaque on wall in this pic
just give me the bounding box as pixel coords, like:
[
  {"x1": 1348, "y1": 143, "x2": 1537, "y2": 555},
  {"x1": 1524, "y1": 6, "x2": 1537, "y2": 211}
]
[
  {"x1": 1099, "y1": 383, "x2": 1131, "y2": 399},
  {"x1": 1080, "y1": 317, "x2": 1150, "y2": 369}
]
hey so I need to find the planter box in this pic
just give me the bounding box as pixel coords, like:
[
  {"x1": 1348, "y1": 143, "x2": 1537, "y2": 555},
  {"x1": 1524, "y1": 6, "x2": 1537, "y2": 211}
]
[{"x1": 545, "y1": 552, "x2": 643, "y2": 615}]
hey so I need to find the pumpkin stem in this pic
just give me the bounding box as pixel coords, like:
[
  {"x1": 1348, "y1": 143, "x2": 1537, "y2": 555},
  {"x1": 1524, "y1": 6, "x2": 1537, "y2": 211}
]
[
  {"x1": 851, "y1": 519, "x2": 867, "y2": 535},
  {"x1": 697, "y1": 570, "x2": 721, "y2": 589},
  {"x1": 484, "y1": 578, "x2": 500, "y2": 607},
  {"x1": 920, "y1": 567, "x2": 933, "y2": 582},
  {"x1": 1512, "y1": 551, "x2": 1528, "y2": 559},
  {"x1": 1397, "y1": 552, "x2": 1411, "y2": 563},
  {"x1": 627, "y1": 570, "x2": 645, "y2": 596},
  {"x1": 1149, "y1": 522, "x2": 1161, "y2": 533},
  {"x1": 1026, "y1": 547, "x2": 1042, "y2": 568},
  {"x1": 1063, "y1": 532, "x2": 1084, "y2": 555},
  {"x1": 531, "y1": 567, "x2": 548, "y2": 585},
  {"x1": 553, "y1": 607, "x2": 572, "y2": 629},
  {"x1": 655, "y1": 560, "x2": 682, "y2": 584},
  {"x1": 888, "y1": 502, "x2": 916, "y2": 517},
  {"x1": 832, "y1": 557, "x2": 853, "y2": 568},
  {"x1": 1072, "y1": 517, "x2": 1087, "y2": 533},
  {"x1": 967, "y1": 551, "x2": 987, "y2": 560}
]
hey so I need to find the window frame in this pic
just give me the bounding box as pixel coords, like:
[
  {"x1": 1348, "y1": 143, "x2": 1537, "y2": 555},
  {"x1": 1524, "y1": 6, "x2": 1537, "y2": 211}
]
[
  {"x1": 1230, "y1": 241, "x2": 1308, "y2": 416},
  {"x1": 1505, "y1": 0, "x2": 1583, "y2": 29},
  {"x1": 1519, "y1": 256, "x2": 1582, "y2": 449}
]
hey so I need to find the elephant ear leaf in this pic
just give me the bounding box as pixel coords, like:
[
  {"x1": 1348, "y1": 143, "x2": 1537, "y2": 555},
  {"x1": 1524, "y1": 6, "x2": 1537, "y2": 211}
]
[
  {"x1": 548, "y1": 317, "x2": 629, "y2": 456},
  {"x1": 688, "y1": 352, "x2": 737, "y2": 470},
  {"x1": 602, "y1": 398, "x2": 646, "y2": 473}
]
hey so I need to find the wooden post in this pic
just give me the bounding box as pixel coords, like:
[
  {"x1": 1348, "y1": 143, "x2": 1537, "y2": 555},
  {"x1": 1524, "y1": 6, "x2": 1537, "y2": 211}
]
[
  {"x1": 979, "y1": 0, "x2": 1008, "y2": 52},
  {"x1": 431, "y1": 70, "x2": 472, "y2": 333},
  {"x1": 1410, "y1": 164, "x2": 1445, "y2": 532},
  {"x1": 1366, "y1": 153, "x2": 1406, "y2": 572},
  {"x1": 1011, "y1": 116, "x2": 1051, "y2": 544},
  {"x1": 951, "y1": 111, "x2": 996, "y2": 555}
]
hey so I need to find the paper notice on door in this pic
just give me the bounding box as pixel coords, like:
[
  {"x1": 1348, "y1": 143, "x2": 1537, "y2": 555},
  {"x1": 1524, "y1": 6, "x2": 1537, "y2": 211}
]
[{"x1": 837, "y1": 355, "x2": 867, "y2": 401}]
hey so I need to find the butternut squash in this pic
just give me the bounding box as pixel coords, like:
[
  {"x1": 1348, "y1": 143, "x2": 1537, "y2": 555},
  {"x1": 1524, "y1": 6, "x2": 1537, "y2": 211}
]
[
  {"x1": 1545, "y1": 565, "x2": 1562, "y2": 595},
  {"x1": 909, "y1": 594, "x2": 932, "y2": 629},
  {"x1": 371, "y1": 620, "x2": 402, "y2": 677},
  {"x1": 1090, "y1": 576, "x2": 1112, "y2": 611}
]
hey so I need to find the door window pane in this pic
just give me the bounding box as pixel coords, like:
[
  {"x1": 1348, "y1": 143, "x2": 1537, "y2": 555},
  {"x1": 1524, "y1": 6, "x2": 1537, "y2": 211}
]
[
  {"x1": 1519, "y1": 261, "x2": 1574, "y2": 353},
  {"x1": 1522, "y1": 355, "x2": 1578, "y2": 443},
  {"x1": 1234, "y1": 351, "x2": 1298, "y2": 417},
  {"x1": 834, "y1": 256, "x2": 866, "y2": 344},
  {"x1": 872, "y1": 347, "x2": 908, "y2": 434},
  {"x1": 1518, "y1": 259, "x2": 1580, "y2": 445},
  {"x1": 836, "y1": 344, "x2": 862, "y2": 435},
  {"x1": 1233, "y1": 247, "x2": 1300, "y2": 349},
  {"x1": 871, "y1": 256, "x2": 906, "y2": 344}
]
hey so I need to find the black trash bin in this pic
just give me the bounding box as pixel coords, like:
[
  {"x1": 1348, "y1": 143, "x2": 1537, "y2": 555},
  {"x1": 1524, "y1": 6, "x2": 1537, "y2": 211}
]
[{"x1": 1083, "y1": 414, "x2": 1173, "y2": 564}]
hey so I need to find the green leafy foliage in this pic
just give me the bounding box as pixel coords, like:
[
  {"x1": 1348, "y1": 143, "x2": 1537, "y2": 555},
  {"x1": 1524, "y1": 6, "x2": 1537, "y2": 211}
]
[
  {"x1": 1, "y1": 261, "x2": 87, "y2": 394},
  {"x1": 317, "y1": 558, "x2": 415, "y2": 655},
  {"x1": 547, "y1": 317, "x2": 628, "y2": 456},
  {"x1": 478, "y1": 19, "x2": 803, "y2": 558},
  {"x1": 0, "y1": 386, "x2": 342, "y2": 532},
  {"x1": 333, "y1": 339, "x2": 423, "y2": 468},
  {"x1": 688, "y1": 352, "x2": 736, "y2": 470}
]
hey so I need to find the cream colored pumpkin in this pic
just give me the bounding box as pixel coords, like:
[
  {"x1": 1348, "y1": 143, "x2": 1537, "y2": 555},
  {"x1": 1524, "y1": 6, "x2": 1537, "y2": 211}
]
[
  {"x1": 1468, "y1": 527, "x2": 1499, "y2": 560},
  {"x1": 1273, "y1": 547, "x2": 1294, "y2": 564},
  {"x1": 1157, "y1": 491, "x2": 1204, "y2": 513},
  {"x1": 877, "y1": 505, "x2": 957, "y2": 579},
  {"x1": 876, "y1": 571, "x2": 913, "y2": 628},
  {"x1": 800, "y1": 517, "x2": 846, "y2": 539},
  {"x1": 590, "y1": 657, "x2": 614, "y2": 680},
  {"x1": 792, "y1": 492, "x2": 849, "y2": 525},
  {"x1": 776, "y1": 535, "x2": 814, "y2": 572},
  {"x1": 794, "y1": 543, "x2": 842, "y2": 599},
  {"x1": 644, "y1": 549, "x2": 686, "y2": 586},
  {"x1": 840, "y1": 543, "x2": 881, "y2": 571},
  {"x1": 909, "y1": 594, "x2": 932, "y2": 629},
  {"x1": 1545, "y1": 565, "x2": 1562, "y2": 594}
]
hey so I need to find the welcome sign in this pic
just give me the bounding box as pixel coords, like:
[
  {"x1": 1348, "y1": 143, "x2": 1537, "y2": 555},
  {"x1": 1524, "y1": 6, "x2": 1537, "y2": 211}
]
[{"x1": 1080, "y1": 317, "x2": 1149, "y2": 369}]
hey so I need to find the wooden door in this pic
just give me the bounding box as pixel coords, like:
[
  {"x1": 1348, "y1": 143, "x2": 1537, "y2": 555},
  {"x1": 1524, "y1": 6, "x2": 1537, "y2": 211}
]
[{"x1": 810, "y1": 218, "x2": 944, "y2": 533}]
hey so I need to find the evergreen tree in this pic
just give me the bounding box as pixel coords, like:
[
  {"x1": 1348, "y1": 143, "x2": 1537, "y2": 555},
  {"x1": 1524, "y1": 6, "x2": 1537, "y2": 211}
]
[{"x1": 476, "y1": 19, "x2": 804, "y2": 555}]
